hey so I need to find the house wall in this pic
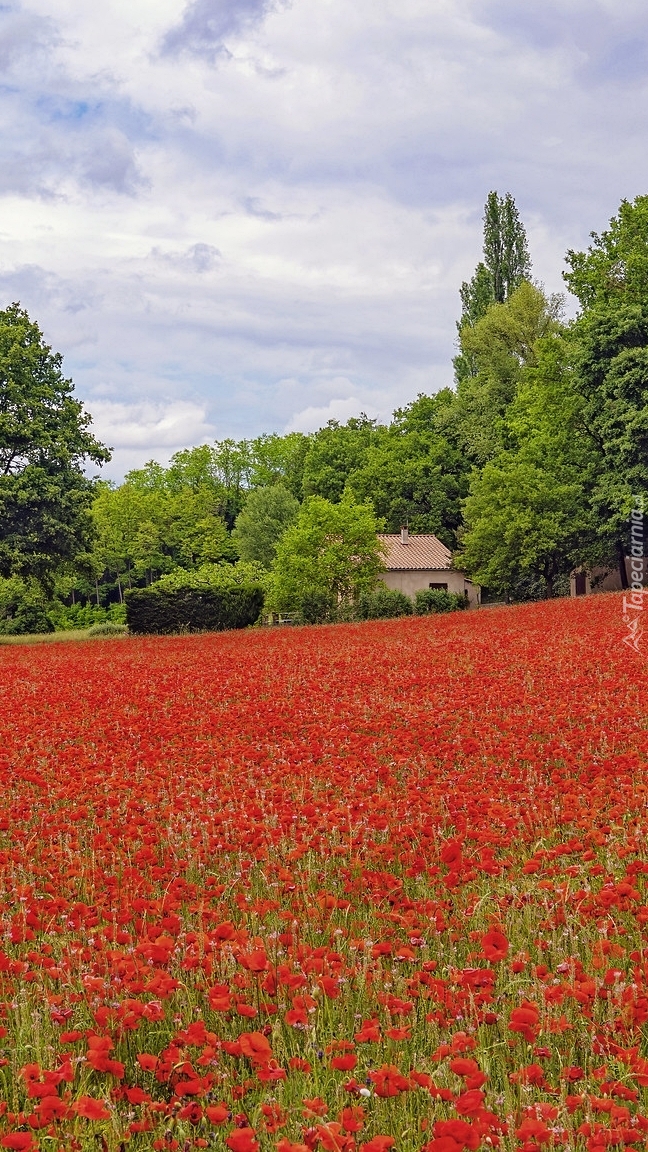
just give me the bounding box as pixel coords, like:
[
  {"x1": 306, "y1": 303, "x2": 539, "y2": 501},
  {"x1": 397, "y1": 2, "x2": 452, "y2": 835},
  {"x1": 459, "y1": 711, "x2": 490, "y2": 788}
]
[
  {"x1": 381, "y1": 569, "x2": 481, "y2": 608},
  {"x1": 570, "y1": 557, "x2": 642, "y2": 597}
]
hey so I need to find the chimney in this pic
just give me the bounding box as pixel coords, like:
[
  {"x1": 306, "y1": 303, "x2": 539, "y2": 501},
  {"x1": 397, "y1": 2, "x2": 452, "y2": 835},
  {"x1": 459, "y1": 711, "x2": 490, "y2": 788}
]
[{"x1": 401, "y1": 526, "x2": 409, "y2": 545}]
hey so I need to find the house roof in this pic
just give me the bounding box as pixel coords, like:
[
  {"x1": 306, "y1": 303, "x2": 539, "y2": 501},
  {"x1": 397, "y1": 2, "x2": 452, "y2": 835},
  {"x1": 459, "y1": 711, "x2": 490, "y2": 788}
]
[{"x1": 378, "y1": 533, "x2": 453, "y2": 571}]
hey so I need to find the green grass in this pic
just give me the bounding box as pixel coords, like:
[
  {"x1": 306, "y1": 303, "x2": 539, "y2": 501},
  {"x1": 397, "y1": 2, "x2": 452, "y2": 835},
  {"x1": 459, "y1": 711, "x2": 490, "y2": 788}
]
[{"x1": 0, "y1": 628, "x2": 128, "y2": 646}]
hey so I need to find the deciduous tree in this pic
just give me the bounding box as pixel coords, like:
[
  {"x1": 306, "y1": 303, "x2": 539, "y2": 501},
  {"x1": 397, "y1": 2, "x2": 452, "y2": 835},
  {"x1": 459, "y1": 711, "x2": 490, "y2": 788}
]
[
  {"x1": 233, "y1": 483, "x2": 299, "y2": 568},
  {"x1": 0, "y1": 303, "x2": 109, "y2": 583},
  {"x1": 268, "y1": 494, "x2": 384, "y2": 618}
]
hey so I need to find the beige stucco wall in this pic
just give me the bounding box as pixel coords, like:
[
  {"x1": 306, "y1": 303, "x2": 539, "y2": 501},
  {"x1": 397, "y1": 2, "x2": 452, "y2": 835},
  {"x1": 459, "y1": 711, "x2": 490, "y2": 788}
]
[
  {"x1": 570, "y1": 558, "x2": 639, "y2": 597},
  {"x1": 381, "y1": 568, "x2": 481, "y2": 608}
]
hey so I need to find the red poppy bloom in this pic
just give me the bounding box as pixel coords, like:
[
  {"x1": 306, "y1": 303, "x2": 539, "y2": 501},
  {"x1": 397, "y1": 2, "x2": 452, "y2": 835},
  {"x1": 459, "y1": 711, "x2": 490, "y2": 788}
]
[{"x1": 226, "y1": 1128, "x2": 259, "y2": 1152}]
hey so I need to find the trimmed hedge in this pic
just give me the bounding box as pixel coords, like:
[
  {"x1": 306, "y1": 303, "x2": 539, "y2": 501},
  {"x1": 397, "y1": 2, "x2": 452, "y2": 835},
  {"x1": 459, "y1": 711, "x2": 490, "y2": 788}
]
[
  {"x1": 354, "y1": 587, "x2": 413, "y2": 620},
  {"x1": 413, "y1": 588, "x2": 468, "y2": 614},
  {"x1": 125, "y1": 584, "x2": 264, "y2": 635}
]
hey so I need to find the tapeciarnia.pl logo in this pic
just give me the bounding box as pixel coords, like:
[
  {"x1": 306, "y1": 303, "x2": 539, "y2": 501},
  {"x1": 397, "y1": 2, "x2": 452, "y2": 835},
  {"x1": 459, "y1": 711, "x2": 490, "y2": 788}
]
[{"x1": 622, "y1": 496, "x2": 646, "y2": 653}]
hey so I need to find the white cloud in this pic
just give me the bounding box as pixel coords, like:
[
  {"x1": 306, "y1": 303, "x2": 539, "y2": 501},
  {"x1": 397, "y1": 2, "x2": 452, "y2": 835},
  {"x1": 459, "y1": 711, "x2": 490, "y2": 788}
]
[
  {"x1": 89, "y1": 399, "x2": 217, "y2": 478},
  {"x1": 285, "y1": 394, "x2": 380, "y2": 434},
  {"x1": 1, "y1": 0, "x2": 648, "y2": 477}
]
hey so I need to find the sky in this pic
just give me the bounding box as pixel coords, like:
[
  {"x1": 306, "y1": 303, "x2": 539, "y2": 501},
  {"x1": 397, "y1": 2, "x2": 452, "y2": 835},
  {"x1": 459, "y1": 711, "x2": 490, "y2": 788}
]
[{"x1": 1, "y1": 0, "x2": 648, "y2": 479}]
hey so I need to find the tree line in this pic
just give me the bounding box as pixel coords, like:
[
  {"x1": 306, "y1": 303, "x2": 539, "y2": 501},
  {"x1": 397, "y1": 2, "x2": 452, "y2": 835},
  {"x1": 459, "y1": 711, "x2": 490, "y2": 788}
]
[{"x1": 0, "y1": 192, "x2": 646, "y2": 632}]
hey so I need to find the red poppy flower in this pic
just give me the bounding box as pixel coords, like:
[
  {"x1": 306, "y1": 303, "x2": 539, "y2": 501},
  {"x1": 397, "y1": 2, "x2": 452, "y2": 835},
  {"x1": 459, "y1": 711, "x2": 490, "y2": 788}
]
[
  {"x1": 226, "y1": 1128, "x2": 259, "y2": 1152},
  {"x1": 73, "y1": 1096, "x2": 111, "y2": 1120},
  {"x1": 480, "y1": 929, "x2": 509, "y2": 962},
  {"x1": 238, "y1": 1032, "x2": 273, "y2": 1066}
]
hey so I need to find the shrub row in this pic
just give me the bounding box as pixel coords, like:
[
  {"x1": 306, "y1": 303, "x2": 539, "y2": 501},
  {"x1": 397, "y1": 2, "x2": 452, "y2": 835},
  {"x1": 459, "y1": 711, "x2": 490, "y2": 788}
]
[
  {"x1": 285, "y1": 586, "x2": 469, "y2": 625},
  {"x1": 125, "y1": 583, "x2": 265, "y2": 634},
  {"x1": 413, "y1": 587, "x2": 468, "y2": 615}
]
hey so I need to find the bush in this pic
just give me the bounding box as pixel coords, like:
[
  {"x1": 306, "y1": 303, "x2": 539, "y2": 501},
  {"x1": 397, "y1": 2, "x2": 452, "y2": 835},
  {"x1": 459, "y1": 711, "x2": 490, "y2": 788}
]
[
  {"x1": 414, "y1": 588, "x2": 468, "y2": 615},
  {"x1": 296, "y1": 589, "x2": 337, "y2": 625},
  {"x1": 87, "y1": 622, "x2": 128, "y2": 637},
  {"x1": 153, "y1": 561, "x2": 268, "y2": 594},
  {"x1": 47, "y1": 602, "x2": 127, "y2": 631},
  {"x1": 0, "y1": 577, "x2": 53, "y2": 635},
  {"x1": 354, "y1": 587, "x2": 413, "y2": 620},
  {"x1": 125, "y1": 584, "x2": 264, "y2": 635}
]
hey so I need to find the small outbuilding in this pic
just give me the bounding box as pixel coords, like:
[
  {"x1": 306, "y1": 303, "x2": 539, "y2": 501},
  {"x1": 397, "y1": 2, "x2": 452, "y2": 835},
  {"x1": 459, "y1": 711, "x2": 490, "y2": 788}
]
[
  {"x1": 378, "y1": 528, "x2": 481, "y2": 608},
  {"x1": 570, "y1": 556, "x2": 641, "y2": 597}
]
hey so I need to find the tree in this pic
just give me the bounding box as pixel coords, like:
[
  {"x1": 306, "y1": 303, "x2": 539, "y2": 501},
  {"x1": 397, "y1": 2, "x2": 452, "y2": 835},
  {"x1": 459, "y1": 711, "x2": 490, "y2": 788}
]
[
  {"x1": 232, "y1": 484, "x2": 299, "y2": 568},
  {"x1": 160, "y1": 440, "x2": 252, "y2": 528},
  {"x1": 345, "y1": 393, "x2": 470, "y2": 547},
  {"x1": 0, "y1": 303, "x2": 110, "y2": 583},
  {"x1": 448, "y1": 282, "x2": 564, "y2": 466},
  {"x1": 564, "y1": 195, "x2": 648, "y2": 585},
  {"x1": 454, "y1": 192, "x2": 531, "y2": 383},
  {"x1": 483, "y1": 191, "x2": 532, "y2": 304},
  {"x1": 92, "y1": 481, "x2": 234, "y2": 596},
  {"x1": 460, "y1": 451, "x2": 591, "y2": 600},
  {"x1": 459, "y1": 329, "x2": 601, "y2": 599},
  {"x1": 268, "y1": 494, "x2": 385, "y2": 619},
  {"x1": 301, "y1": 417, "x2": 379, "y2": 503},
  {"x1": 564, "y1": 194, "x2": 648, "y2": 310},
  {"x1": 248, "y1": 432, "x2": 310, "y2": 498}
]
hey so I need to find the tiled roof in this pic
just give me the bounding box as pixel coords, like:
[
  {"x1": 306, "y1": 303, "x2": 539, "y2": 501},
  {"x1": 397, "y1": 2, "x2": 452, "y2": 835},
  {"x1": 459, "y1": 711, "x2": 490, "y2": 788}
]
[{"x1": 378, "y1": 533, "x2": 453, "y2": 571}]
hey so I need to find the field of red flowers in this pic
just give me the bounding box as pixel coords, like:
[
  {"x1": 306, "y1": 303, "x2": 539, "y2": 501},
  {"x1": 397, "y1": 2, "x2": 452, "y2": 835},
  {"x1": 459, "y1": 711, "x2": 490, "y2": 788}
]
[{"x1": 0, "y1": 593, "x2": 646, "y2": 1152}]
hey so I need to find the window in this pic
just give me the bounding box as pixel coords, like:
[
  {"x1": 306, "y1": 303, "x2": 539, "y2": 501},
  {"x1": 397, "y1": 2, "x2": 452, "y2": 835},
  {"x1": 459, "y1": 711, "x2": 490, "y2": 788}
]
[{"x1": 429, "y1": 582, "x2": 448, "y2": 591}]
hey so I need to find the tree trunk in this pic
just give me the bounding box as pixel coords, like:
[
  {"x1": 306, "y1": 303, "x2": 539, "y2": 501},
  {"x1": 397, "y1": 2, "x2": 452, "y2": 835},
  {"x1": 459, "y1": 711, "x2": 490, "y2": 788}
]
[
  {"x1": 117, "y1": 575, "x2": 123, "y2": 604},
  {"x1": 95, "y1": 578, "x2": 100, "y2": 608},
  {"x1": 544, "y1": 560, "x2": 554, "y2": 599},
  {"x1": 616, "y1": 540, "x2": 629, "y2": 589}
]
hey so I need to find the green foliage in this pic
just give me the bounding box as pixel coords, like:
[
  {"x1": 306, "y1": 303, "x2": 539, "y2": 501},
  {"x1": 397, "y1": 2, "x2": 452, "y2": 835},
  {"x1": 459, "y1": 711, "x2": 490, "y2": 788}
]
[
  {"x1": 483, "y1": 190, "x2": 532, "y2": 304},
  {"x1": 125, "y1": 582, "x2": 264, "y2": 635},
  {"x1": 132, "y1": 440, "x2": 253, "y2": 529},
  {"x1": 563, "y1": 199, "x2": 648, "y2": 559},
  {"x1": 248, "y1": 432, "x2": 310, "y2": 497},
  {"x1": 232, "y1": 484, "x2": 299, "y2": 567},
  {"x1": 301, "y1": 416, "x2": 379, "y2": 502},
  {"x1": 346, "y1": 394, "x2": 470, "y2": 547},
  {"x1": 564, "y1": 194, "x2": 648, "y2": 310},
  {"x1": 414, "y1": 587, "x2": 468, "y2": 614},
  {"x1": 460, "y1": 452, "x2": 590, "y2": 599},
  {"x1": 354, "y1": 586, "x2": 413, "y2": 619},
  {"x1": 575, "y1": 304, "x2": 648, "y2": 541},
  {"x1": 0, "y1": 576, "x2": 53, "y2": 635},
  {"x1": 268, "y1": 494, "x2": 385, "y2": 615},
  {"x1": 454, "y1": 192, "x2": 531, "y2": 383},
  {"x1": 153, "y1": 559, "x2": 268, "y2": 593},
  {"x1": 91, "y1": 481, "x2": 235, "y2": 592},
  {"x1": 454, "y1": 264, "x2": 496, "y2": 383},
  {"x1": 47, "y1": 601, "x2": 127, "y2": 631},
  {"x1": 0, "y1": 304, "x2": 109, "y2": 583},
  {"x1": 449, "y1": 282, "x2": 564, "y2": 466},
  {"x1": 87, "y1": 621, "x2": 128, "y2": 637},
  {"x1": 0, "y1": 577, "x2": 128, "y2": 634},
  {"x1": 292, "y1": 588, "x2": 336, "y2": 625}
]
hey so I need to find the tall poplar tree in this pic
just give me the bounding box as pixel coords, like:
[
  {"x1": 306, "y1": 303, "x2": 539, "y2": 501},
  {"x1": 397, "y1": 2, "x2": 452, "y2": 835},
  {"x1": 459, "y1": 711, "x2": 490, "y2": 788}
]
[{"x1": 454, "y1": 192, "x2": 531, "y2": 383}]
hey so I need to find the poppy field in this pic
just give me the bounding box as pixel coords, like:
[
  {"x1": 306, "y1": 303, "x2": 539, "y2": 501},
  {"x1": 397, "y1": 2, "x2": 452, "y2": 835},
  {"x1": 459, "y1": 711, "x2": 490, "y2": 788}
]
[{"x1": 0, "y1": 593, "x2": 646, "y2": 1152}]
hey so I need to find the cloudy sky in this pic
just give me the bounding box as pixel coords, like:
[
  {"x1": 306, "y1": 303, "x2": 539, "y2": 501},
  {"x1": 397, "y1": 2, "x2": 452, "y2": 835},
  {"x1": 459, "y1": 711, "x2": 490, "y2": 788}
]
[{"x1": 1, "y1": 0, "x2": 647, "y2": 477}]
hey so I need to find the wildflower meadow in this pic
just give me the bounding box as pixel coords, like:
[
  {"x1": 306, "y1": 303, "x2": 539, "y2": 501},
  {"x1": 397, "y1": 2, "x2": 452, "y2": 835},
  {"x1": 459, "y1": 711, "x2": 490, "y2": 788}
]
[{"x1": 0, "y1": 593, "x2": 646, "y2": 1152}]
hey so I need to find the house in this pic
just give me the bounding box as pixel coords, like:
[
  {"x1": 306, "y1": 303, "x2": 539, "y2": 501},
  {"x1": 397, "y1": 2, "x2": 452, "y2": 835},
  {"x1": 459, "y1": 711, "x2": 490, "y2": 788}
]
[
  {"x1": 378, "y1": 528, "x2": 481, "y2": 607},
  {"x1": 570, "y1": 556, "x2": 642, "y2": 597}
]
